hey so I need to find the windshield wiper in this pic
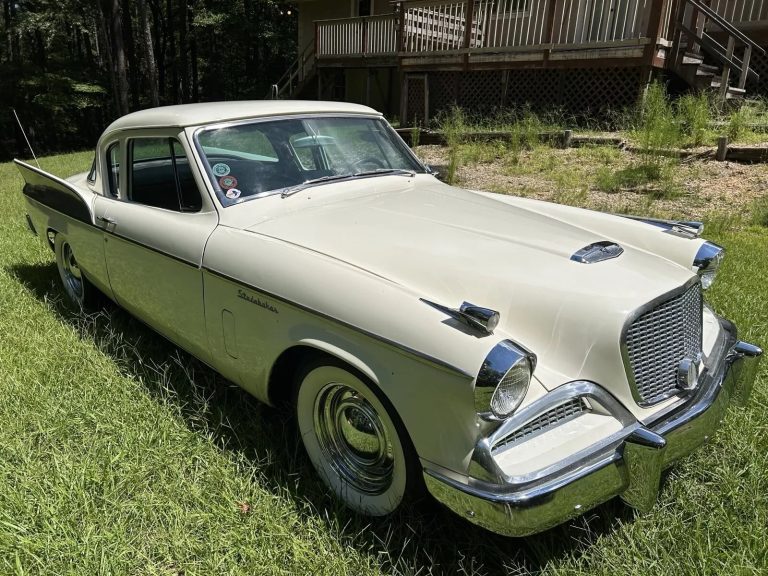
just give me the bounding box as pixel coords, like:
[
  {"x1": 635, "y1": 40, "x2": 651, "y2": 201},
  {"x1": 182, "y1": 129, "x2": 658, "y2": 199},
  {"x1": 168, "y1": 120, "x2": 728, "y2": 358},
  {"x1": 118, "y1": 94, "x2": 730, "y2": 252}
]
[
  {"x1": 352, "y1": 168, "x2": 416, "y2": 178},
  {"x1": 280, "y1": 169, "x2": 416, "y2": 199},
  {"x1": 280, "y1": 174, "x2": 355, "y2": 198}
]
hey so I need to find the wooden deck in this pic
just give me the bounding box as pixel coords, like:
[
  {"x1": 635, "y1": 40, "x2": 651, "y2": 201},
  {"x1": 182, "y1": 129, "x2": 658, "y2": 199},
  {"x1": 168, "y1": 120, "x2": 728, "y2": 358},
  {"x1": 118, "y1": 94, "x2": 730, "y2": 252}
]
[{"x1": 314, "y1": 0, "x2": 675, "y2": 71}]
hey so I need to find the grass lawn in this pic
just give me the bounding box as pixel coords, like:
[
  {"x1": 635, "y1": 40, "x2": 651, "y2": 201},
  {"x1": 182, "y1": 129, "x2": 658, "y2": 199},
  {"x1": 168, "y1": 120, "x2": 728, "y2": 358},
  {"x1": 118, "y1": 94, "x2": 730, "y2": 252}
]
[{"x1": 1, "y1": 151, "x2": 766, "y2": 575}]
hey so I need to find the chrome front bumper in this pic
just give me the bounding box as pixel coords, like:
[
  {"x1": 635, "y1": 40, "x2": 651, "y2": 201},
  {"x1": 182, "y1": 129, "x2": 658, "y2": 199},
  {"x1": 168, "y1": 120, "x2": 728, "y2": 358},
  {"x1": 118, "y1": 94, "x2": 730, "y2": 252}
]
[{"x1": 423, "y1": 318, "x2": 762, "y2": 537}]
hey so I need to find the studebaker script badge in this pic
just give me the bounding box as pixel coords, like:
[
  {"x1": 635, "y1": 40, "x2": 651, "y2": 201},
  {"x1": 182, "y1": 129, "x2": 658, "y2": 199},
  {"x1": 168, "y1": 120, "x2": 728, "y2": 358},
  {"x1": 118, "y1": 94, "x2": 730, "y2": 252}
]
[{"x1": 237, "y1": 289, "x2": 278, "y2": 313}]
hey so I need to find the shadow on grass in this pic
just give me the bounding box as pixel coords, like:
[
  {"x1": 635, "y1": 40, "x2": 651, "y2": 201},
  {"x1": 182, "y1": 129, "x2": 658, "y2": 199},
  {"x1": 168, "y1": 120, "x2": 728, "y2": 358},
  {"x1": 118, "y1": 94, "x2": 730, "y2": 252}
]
[{"x1": 8, "y1": 261, "x2": 639, "y2": 575}]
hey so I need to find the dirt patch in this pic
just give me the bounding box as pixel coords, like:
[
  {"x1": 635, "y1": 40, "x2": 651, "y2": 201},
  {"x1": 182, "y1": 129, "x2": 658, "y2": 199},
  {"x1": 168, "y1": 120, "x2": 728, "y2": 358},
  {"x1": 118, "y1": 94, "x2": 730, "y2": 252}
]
[{"x1": 416, "y1": 144, "x2": 768, "y2": 222}]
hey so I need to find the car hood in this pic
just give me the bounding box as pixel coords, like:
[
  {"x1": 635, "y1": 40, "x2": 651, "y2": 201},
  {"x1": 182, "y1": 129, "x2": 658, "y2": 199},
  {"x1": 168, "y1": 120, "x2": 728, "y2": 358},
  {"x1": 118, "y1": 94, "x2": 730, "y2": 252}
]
[{"x1": 237, "y1": 176, "x2": 695, "y2": 391}]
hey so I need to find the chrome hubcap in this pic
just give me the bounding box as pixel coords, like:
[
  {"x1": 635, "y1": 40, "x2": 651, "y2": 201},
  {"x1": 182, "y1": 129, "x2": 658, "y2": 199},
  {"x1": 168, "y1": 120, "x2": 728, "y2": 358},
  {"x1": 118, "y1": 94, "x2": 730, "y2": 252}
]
[
  {"x1": 61, "y1": 243, "x2": 83, "y2": 301},
  {"x1": 313, "y1": 383, "x2": 394, "y2": 494}
]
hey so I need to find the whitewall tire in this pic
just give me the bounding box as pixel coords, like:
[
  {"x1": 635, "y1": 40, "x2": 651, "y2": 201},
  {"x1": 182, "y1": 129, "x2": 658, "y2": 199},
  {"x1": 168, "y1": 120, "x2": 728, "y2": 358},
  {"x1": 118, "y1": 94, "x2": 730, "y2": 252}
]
[
  {"x1": 54, "y1": 234, "x2": 96, "y2": 309},
  {"x1": 295, "y1": 362, "x2": 414, "y2": 516}
]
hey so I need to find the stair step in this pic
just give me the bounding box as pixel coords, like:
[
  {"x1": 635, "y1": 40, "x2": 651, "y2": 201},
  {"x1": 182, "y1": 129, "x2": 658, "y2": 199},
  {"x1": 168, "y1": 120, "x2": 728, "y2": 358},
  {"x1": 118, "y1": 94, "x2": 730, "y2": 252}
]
[
  {"x1": 682, "y1": 52, "x2": 704, "y2": 65},
  {"x1": 698, "y1": 63, "x2": 720, "y2": 74},
  {"x1": 696, "y1": 69, "x2": 715, "y2": 78}
]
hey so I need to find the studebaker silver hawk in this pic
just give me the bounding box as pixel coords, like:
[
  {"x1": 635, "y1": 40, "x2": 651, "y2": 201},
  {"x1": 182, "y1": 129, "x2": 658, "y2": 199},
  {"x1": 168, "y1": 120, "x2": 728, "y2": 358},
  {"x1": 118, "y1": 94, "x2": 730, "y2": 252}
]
[{"x1": 15, "y1": 101, "x2": 762, "y2": 536}]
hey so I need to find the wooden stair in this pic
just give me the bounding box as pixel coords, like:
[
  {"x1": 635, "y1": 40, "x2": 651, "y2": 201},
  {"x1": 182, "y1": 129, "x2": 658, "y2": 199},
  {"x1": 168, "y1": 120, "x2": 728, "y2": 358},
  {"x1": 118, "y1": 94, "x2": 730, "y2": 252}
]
[
  {"x1": 669, "y1": 0, "x2": 765, "y2": 101},
  {"x1": 675, "y1": 52, "x2": 749, "y2": 100}
]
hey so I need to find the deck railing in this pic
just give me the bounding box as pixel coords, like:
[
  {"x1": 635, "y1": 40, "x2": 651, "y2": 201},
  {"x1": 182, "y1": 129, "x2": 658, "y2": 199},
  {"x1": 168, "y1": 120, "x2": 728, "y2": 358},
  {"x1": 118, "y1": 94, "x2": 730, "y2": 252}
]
[
  {"x1": 316, "y1": 0, "x2": 673, "y2": 60},
  {"x1": 710, "y1": 0, "x2": 768, "y2": 24},
  {"x1": 316, "y1": 13, "x2": 398, "y2": 57}
]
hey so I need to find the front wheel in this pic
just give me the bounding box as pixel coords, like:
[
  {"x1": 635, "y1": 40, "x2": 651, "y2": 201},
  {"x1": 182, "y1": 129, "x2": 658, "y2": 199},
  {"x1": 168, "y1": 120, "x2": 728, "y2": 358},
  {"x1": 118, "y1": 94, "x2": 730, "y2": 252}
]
[
  {"x1": 54, "y1": 233, "x2": 97, "y2": 309},
  {"x1": 295, "y1": 361, "x2": 417, "y2": 516}
]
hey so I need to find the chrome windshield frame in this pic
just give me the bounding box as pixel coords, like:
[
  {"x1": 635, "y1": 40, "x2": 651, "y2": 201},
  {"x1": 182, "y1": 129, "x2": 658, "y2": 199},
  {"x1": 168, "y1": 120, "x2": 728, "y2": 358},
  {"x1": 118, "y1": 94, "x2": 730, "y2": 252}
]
[{"x1": 191, "y1": 113, "x2": 429, "y2": 208}]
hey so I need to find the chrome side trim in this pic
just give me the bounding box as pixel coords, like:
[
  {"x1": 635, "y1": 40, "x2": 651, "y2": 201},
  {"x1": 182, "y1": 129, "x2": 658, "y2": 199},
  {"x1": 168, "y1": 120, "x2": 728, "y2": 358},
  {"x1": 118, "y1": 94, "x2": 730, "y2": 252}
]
[{"x1": 202, "y1": 267, "x2": 474, "y2": 379}]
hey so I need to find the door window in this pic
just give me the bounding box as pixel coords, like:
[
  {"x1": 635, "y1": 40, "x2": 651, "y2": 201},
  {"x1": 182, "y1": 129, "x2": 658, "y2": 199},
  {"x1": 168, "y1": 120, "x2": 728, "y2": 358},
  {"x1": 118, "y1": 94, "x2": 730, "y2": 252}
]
[{"x1": 129, "y1": 138, "x2": 203, "y2": 212}]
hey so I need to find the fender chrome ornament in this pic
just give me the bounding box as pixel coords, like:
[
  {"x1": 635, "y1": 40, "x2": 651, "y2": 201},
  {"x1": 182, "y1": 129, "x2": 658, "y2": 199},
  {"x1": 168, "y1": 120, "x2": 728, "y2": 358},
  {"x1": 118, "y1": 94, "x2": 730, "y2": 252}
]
[
  {"x1": 421, "y1": 299, "x2": 500, "y2": 335},
  {"x1": 571, "y1": 241, "x2": 624, "y2": 264}
]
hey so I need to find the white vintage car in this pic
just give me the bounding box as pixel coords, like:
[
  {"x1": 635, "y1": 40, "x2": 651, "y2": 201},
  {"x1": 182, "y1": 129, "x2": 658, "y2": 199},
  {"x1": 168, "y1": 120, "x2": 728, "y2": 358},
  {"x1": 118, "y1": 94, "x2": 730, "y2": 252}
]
[{"x1": 15, "y1": 101, "x2": 762, "y2": 536}]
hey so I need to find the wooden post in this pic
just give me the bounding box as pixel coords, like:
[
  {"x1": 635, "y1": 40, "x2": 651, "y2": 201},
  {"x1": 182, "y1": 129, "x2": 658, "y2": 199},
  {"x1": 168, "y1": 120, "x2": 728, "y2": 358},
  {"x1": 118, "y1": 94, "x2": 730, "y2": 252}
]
[
  {"x1": 314, "y1": 21, "x2": 319, "y2": 58},
  {"x1": 464, "y1": 0, "x2": 476, "y2": 50},
  {"x1": 716, "y1": 136, "x2": 728, "y2": 161},
  {"x1": 720, "y1": 36, "x2": 735, "y2": 101},
  {"x1": 645, "y1": 0, "x2": 668, "y2": 67},
  {"x1": 562, "y1": 129, "x2": 573, "y2": 149},
  {"x1": 362, "y1": 16, "x2": 368, "y2": 55},
  {"x1": 739, "y1": 44, "x2": 752, "y2": 90},
  {"x1": 463, "y1": 0, "x2": 475, "y2": 70},
  {"x1": 543, "y1": 0, "x2": 560, "y2": 64},
  {"x1": 400, "y1": 73, "x2": 409, "y2": 125},
  {"x1": 670, "y1": 0, "x2": 685, "y2": 68},
  {"x1": 398, "y1": 1, "x2": 406, "y2": 53}
]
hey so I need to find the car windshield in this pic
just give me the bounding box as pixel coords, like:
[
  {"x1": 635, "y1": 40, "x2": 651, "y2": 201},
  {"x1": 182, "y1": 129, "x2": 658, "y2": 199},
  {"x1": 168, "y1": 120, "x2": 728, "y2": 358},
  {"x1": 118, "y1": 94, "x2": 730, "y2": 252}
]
[{"x1": 195, "y1": 115, "x2": 426, "y2": 205}]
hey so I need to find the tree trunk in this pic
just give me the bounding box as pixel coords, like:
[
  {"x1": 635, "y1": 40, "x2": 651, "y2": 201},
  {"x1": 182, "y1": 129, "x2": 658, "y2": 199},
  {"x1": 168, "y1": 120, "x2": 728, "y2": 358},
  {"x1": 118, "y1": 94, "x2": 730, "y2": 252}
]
[
  {"x1": 178, "y1": 0, "x2": 189, "y2": 102},
  {"x1": 166, "y1": 0, "x2": 177, "y2": 103},
  {"x1": 120, "y1": 0, "x2": 140, "y2": 110},
  {"x1": 101, "y1": 0, "x2": 129, "y2": 116},
  {"x1": 137, "y1": 0, "x2": 159, "y2": 107}
]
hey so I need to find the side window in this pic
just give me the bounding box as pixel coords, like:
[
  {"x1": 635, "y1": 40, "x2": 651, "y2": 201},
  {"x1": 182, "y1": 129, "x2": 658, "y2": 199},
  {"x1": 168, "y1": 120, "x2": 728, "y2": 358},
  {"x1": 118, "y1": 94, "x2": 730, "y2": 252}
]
[
  {"x1": 129, "y1": 137, "x2": 202, "y2": 212},
  {"x1": 106, "y1": 143, "x2": 120, "y2": 197}
]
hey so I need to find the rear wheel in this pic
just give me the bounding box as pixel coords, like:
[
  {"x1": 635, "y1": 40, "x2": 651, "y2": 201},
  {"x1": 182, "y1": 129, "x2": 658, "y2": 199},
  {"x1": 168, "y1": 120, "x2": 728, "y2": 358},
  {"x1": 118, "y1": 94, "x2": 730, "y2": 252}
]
[
  {"x1": 54, "y1": 233, "x2": 97, "y2": 309},
  {"x1": 295, "y1": 360, "x2": 418, "y2": 516}
]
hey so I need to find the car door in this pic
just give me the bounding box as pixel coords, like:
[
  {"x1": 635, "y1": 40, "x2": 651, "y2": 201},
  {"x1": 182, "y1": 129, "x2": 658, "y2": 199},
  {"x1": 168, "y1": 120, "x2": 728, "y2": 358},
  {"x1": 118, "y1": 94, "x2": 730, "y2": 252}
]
[{"x1": 93, "y1": 133, "x2": 219, "y2": 364}]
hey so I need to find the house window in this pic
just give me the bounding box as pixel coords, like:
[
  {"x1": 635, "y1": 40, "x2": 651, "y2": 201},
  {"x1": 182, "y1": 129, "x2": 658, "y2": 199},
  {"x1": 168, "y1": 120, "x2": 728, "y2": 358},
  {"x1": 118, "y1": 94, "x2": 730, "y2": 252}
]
[{"x1": 356, "y1": 0, "x2": 371, "y2": 16}]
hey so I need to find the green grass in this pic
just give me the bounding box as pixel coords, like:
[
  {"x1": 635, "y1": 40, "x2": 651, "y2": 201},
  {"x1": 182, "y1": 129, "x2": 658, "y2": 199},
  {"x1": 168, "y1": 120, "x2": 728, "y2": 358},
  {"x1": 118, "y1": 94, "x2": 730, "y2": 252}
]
[{"x1": 1, "y1": 153, "x2": 767, "y2": 574}]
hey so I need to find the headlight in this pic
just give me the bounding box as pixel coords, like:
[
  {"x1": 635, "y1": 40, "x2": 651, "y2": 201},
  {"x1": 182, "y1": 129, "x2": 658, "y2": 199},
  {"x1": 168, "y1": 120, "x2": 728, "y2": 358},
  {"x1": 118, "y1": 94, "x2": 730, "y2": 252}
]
[
  {"x1": 475, "y1": 340, "x2": 536, "y2": 419},
  {"x1": 693, "y1": 241, "x2": 725, "y2": 290}
]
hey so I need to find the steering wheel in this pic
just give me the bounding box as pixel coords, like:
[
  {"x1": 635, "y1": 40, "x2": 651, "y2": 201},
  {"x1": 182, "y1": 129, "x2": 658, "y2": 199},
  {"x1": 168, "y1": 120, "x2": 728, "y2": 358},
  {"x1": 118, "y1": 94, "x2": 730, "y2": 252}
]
[{"x1": 352, "y1": 157, "x2": 386, "y2": 172}]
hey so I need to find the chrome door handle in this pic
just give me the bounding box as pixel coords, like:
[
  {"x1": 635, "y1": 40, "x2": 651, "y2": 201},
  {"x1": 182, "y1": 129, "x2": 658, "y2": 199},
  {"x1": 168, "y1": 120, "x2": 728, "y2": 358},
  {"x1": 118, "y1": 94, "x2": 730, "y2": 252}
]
[{"x1": 96, "y1": 215, "x2": 116, "y2": 225}]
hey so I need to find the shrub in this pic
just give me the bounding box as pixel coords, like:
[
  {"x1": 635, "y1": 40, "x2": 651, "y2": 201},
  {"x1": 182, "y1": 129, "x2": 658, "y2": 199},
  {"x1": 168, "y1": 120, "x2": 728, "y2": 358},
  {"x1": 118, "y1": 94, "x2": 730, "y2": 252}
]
[{"x1": 676, "y1": 92, "x2": 712, "y2": 147}]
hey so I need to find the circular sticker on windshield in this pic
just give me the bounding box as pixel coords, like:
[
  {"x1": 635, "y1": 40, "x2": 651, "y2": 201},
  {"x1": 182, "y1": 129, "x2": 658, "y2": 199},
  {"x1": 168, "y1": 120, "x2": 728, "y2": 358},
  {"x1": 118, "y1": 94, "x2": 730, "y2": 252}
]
[
  {"x1": 219, "y1": 175, "x2": 238, "y2": 189},
  {"x1": 212, "y1": 163, "x2": 231, "y2": 177},
  {"x1": 225, "y1": 188, "x2": 242, "y2": 199}
]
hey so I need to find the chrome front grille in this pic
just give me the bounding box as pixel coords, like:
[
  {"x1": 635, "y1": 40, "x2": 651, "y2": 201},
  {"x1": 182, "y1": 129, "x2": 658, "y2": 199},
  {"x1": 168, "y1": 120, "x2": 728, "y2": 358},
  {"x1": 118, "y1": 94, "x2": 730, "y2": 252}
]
[
  {"x1": 494, "y1": 398, "x2": 586, "y2": 450},
  {"x1": 625, "y1": 283, "x2": 703, "y2": 406}
]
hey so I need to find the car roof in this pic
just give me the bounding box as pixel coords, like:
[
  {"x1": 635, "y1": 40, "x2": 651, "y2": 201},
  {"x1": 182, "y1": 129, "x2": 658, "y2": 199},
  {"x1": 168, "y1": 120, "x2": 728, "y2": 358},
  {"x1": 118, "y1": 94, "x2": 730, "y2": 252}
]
[{"x1": 104, "y1": 101, "x2": 382, "y2": 133}]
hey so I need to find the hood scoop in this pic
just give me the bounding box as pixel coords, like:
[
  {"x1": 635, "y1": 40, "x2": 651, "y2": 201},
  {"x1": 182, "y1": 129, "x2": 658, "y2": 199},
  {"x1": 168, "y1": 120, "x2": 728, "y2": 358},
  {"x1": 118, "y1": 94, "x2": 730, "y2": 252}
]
[{"x1": 571, "y1": 241, "x2": 624, "y2": 264}]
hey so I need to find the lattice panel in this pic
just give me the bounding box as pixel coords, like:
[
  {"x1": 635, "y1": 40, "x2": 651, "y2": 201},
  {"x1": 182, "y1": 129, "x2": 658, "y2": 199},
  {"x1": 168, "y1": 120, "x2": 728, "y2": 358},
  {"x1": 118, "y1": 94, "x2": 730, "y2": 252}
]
[
  {"x1": 406, "y1": 75, "x2": 427, "y2": 125},
  {"x1": 407, "y1": 67, "x2": 645, "y2": 125},
  {"x1": 504, "y1": 70, "x2": 561, "y2": 109},
  {"x1": 744, "y1": 47, "x2": 768, "y2": 97},
  {"x1": 561, "y1": 67, "x2": 645, "y2": 113},
  {"x1": 430, "y1": 72, "x2": 460, "y2": 117},
  {"x1": 458, "y1": 71, "x2": 503, "y2": 114}
]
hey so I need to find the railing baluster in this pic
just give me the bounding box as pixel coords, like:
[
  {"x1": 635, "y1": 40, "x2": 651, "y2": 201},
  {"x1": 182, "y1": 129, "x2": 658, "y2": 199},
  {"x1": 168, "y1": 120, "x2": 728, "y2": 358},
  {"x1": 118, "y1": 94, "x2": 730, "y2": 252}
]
[{"x1": 740, "y1": 44, "x2": 752, "y2": 89}]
